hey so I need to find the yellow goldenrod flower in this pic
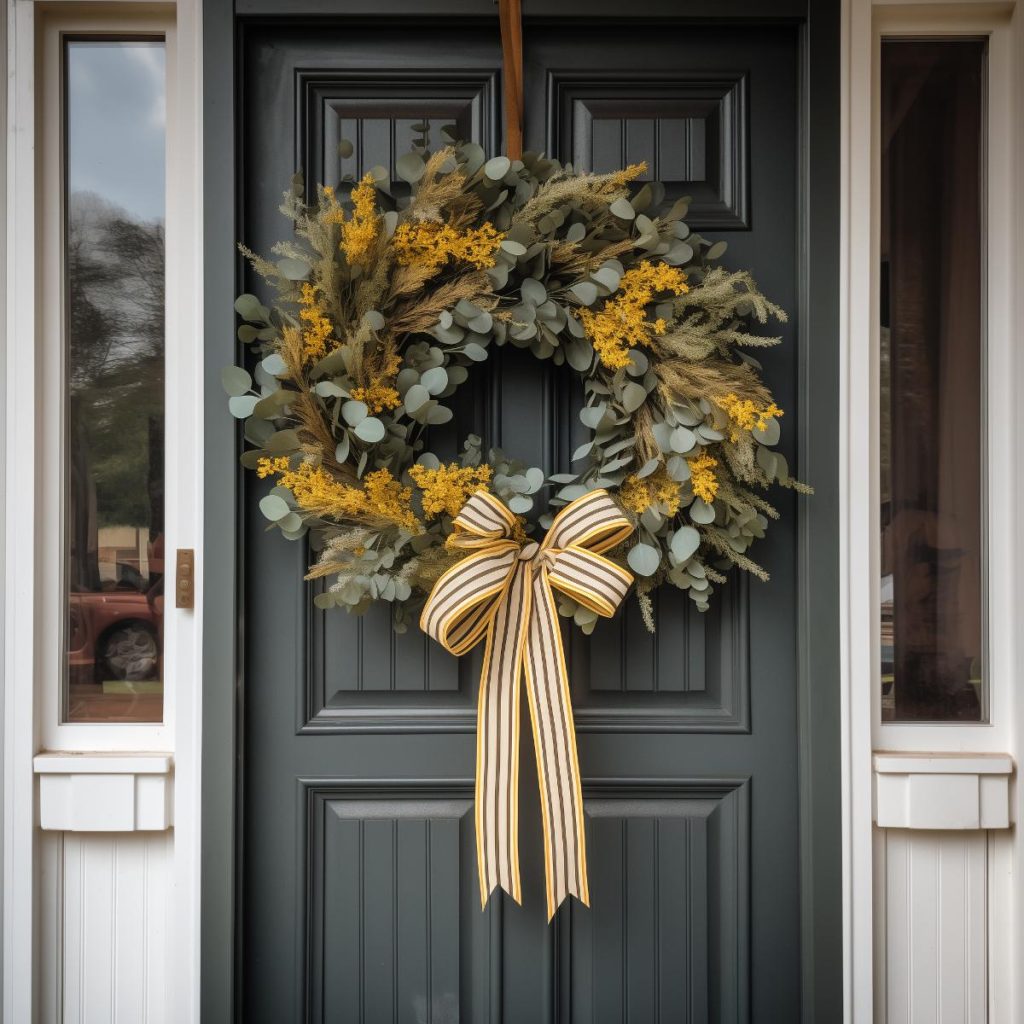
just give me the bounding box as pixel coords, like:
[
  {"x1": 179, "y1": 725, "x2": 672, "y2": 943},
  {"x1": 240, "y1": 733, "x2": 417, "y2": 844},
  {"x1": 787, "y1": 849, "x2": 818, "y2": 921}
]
[
  {"x1": 256, "y1": 456, "x2": 291, "y2": 479},
  {"x1": 298, "y1": 282, "x2": 335, "y2": 362},
  {"x1": 717, "y1": 393, "x2": 784, "y2": 442},
  {"x1": 687, "y1": 451, "x2": 719, "y2": 504},
  {"x1": 409, "y1": 462, "x2": 493, "y2": 519},
  {"x1": 393, "y1": 221, "x2": 505, "y2": 275},
  {"x1": 361, "y1": 469, "x2": 421, "y2": 532},
  {"x1": 339, "y1": 174, "x2": 380, "y2": 266},
  {"x1": 260, "y1": 460, "x2": 421, "y2": 533},
  {"x1": 577, "y1": 261, "x2": 689, "y2": 370},
  {"x1": 619, "y1": 467, "x2": 682, "y2": 516},
  {"x1": 350, "y1": 378, "x2": 401, "y2": 414}
]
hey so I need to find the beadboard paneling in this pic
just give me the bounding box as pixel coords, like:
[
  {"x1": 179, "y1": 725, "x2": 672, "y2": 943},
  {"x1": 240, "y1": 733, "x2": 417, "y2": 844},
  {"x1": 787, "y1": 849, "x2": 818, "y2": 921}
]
[
  {"x1": 878, "y1": 829, "x2": 988, "y2": 1024},
  {"x1": 61, "y1": 832, "x2": 170, "y2": 1023}
]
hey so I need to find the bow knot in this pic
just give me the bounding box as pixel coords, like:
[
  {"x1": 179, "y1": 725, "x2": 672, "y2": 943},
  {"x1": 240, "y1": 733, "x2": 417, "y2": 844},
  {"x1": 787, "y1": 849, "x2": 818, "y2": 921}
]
[{"x1": 421, "y1": 489, "x2": 634, "y2": 917}]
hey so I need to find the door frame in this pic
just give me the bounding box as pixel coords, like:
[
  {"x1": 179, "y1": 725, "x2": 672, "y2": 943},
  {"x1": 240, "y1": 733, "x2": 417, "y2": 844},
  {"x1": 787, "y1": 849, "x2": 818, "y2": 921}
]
[{"x1": 200, "y1": 2, "x2": 843, "y2": 1019}]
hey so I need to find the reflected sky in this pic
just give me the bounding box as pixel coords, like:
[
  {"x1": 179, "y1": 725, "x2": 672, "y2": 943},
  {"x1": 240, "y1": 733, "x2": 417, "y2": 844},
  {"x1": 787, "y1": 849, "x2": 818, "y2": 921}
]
[{"x1": 67, "y1": 41, "x2": 165, "y2": 223}]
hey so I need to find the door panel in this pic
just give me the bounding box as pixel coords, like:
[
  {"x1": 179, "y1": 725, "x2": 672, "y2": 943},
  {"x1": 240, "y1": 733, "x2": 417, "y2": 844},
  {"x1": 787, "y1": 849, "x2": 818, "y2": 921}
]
[{"x1": 242, "y1": 19, "x2": 799, "y2": 1022}]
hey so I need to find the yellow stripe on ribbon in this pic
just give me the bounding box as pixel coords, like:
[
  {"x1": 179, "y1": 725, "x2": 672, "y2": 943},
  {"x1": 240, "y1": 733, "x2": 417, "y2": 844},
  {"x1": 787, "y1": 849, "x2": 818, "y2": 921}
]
[{"x1": 420, "y1": 489, "x2": 633, "y2": 919}]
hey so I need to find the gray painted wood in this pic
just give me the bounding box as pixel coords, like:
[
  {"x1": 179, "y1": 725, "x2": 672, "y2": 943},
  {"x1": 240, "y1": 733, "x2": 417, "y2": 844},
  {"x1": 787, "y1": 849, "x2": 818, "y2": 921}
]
[{"x1": 208, "y1": 9, "x2": 843, "y2": 1021}]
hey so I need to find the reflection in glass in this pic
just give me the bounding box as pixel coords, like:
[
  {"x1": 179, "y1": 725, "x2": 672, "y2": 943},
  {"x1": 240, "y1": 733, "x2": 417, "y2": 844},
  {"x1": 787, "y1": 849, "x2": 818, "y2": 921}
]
[
  {"x1": 880, "y1": 40, "x2": 985, "y2": 721},
  {"x1": 65, "y1": 40, "x2": 166, "y2": 722}
]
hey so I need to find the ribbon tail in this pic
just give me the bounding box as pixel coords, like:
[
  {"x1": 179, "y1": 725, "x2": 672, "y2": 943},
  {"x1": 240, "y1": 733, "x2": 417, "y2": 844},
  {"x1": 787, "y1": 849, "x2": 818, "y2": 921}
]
[
  {"x1": 476, "y1": 563, "x2": 531, "y2": 909},
  {"x1": 523, "y1": 568, "x2": 590, "y2": 921}
]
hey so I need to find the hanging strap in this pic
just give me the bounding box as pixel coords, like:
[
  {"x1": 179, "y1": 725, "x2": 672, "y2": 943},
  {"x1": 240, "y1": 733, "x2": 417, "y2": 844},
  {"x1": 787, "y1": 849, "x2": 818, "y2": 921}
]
[{"x1": 498, "y1": 0, "x2": 524, "y2": 160}]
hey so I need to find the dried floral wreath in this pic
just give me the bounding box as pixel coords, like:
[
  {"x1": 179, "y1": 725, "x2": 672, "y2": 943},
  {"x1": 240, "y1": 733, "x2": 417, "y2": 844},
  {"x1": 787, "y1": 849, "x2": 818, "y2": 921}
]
[{"x1": 224, "y1": 130, "x2": 807, "y2": 633}]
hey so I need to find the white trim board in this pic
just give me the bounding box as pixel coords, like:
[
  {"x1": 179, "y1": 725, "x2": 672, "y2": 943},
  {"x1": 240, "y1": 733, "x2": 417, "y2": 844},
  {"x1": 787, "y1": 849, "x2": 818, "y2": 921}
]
[
  {"x1": 2, "y1": 2, "x2": 204, "y2": 1019},
  {"x1": 840, "y1": 0, "x2": 1023, "y2": 1020}
]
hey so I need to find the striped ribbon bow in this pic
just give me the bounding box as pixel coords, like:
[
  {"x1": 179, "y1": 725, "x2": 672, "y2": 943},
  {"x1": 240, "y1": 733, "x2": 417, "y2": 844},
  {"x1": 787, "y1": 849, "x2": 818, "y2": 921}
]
[{"x1": 421, "y1": 489, "x2": 634, "y2": 918}]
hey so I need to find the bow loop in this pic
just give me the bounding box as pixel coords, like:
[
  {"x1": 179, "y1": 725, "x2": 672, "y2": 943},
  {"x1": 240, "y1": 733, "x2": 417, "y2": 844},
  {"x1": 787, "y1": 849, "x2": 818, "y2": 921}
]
[
  {"x1": 420, "y1": 541, "x2": 519, "y2": 657},
  {"x1": 448, "y1": 490, "x2": 520, "y2": 548},
  {"x1": 542, "y1": 489, "x2": 634, "y2": 555},
  {"x1": 544, "y1": 546, "x2": 632, "y2": 618}
]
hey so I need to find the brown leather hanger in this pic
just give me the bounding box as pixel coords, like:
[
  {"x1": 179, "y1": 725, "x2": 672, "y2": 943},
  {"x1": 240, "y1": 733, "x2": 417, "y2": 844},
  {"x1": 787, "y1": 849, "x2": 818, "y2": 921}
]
[{"x1": 498, "y1": 0, "x2": 524, "y2": 159}]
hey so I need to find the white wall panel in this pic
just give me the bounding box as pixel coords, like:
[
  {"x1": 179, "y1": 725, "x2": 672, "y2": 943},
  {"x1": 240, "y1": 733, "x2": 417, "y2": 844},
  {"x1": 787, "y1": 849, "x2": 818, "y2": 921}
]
[
  {"x1": 60, "y1": 833, "x2": 170, "y2": 1024},
  {"x1": 878, "y1": 829, "x2": 987, "y2": 1024}
]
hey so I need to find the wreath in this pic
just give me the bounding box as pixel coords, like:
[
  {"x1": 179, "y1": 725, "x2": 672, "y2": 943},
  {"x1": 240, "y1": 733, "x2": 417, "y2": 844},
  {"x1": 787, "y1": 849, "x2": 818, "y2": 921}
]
[{"x1": 224, "y1": 132, "x2": 805, "y2": 634}]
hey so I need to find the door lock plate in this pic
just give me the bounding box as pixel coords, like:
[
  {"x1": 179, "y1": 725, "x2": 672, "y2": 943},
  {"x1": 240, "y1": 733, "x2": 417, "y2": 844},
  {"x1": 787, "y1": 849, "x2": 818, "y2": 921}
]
[{"x1": 176, "y1": 548, "x2": 195, "y2": 609}]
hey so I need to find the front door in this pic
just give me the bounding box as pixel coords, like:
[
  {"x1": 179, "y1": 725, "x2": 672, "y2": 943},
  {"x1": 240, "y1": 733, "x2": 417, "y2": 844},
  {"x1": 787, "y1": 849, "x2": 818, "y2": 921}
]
[{"x1": 239, "y1": 11, "x2": 809, "y2": 1021}]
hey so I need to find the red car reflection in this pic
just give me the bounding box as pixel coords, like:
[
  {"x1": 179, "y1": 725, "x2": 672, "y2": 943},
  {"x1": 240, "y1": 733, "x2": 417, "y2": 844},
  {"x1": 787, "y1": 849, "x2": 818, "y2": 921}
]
[{"x1": 68, "y1": 570, "x2": 163, "y2": 684}]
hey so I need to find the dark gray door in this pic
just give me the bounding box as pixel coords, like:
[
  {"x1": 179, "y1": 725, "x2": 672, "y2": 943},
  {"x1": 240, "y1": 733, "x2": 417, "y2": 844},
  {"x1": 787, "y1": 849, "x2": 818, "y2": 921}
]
[{"x1": 240, "y1": 15, "x2": 806, "y2": 1022}]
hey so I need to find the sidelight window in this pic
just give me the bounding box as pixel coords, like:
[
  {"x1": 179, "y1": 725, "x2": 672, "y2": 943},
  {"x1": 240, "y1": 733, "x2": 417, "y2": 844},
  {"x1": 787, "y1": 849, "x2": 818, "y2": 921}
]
[
  {"x1": 63, "y1": 39, "x2": 167, "y2": 723},
  {"x1": 878, "y1": 39, "x2": 986, "y2": 722}
]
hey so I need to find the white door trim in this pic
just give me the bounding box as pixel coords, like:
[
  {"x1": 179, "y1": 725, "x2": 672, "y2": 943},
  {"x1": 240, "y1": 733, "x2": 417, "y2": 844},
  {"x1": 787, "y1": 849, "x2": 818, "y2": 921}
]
[
  {"x1": 839, "y1": 1, "x2": 1023, "y2": 1020},
  {"x1": 2, "y1": 2, "x2": 204, "y2": 1019}
]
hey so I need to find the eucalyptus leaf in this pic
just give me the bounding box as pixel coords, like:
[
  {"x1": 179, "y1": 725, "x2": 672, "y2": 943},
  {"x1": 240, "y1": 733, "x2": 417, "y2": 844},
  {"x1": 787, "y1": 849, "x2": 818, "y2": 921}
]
[
  {"x1": 341, "y1": 400, "x2": 369, "y2": 426},
  {"x1": 276, "y1": 257, "x2": 311, "y2": 281},
  {"x1": 403, "y1": 384, "x2": 431, "y2": 414},
  {"x1": 277, "y1": 512, "x2": 303, "y2": 534},
  {"x1": 666, "y1": 455, "x2": 691, "y2": 482},
  {"x1": 228, "y1": 395, "x2": 259, "y2": 418},
  {"x1": 670, "y1": 426, "x2": 696, "y2": 453},
  {"x1": 591, "y1": 266, "x2": 621, "y2": 292},
  {"x1": 752, "y1": 417, "x2": 781, "y2": 446},
  {"x1": 689, "y1": 499, "x2": 716, "y2": 525},
  {"x1": 570, "y1": 281, "x2": 599, "y2": 306},
  {"x1": 521, "y1": 278, "x2": 546, "y2": 306},
  {"x1": 354, "y1": 417, "x2": 386, "y2": 443},
  {"x1": 262, "y1": 353, "x2": 287, "y2": 377},
  {"x1": 420, "y1": 366, "x2": 448, "y2": 395},
  {"x1": 627, "y1": 543, "x2": 661, "y2": 577},
  {"x1": 426, "y1": 406, "x2": 454, "y2": 426},
  {"x1": 609, "y1": 197, "x2": 636, "y2": 220},
  {"x1": 626, "y1": 350, "x2": 649, "y2": 377},
  {"x1": 221, "y1": 366, "x2": 252, "y2": 397},
  {"x1": 314, "y1": 381, "x2": 347, "y2": 398},
  {"x1": 565, "y1": 337, "x2": 594, "y2": 372},
  {"x1": 259, "y1": 494, "x2": 291, "y2": 522},
  {"x1": 524, "y1": 467, "x2": 545, "y2": 493},
  {"x1": 483, "y1": 156, "x2": 511, "y2": 180},
  {"x1": 621, "y1": 382, "x2": 648, "y2": 414},
  {"x1": 468, "y1": 311, "x2": 493, "y2": 334},
  {"x1": 652, "y1": 421, "x2": 674, "y2": 453},
  {"x1": 670, "y1": 526, "x2": 701, "y2": 563},
  {"x1": 395, "y1": 152, "x2": 426, "y2": 183},
  {"x1": 234, "y1": 293, "x2": 268, "y2": 323}
]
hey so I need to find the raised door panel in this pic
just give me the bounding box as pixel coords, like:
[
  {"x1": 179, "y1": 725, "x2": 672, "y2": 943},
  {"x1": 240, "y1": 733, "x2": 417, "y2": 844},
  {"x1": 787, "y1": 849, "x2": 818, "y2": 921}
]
[
  {"x1": 298, "y1": 68, "x2": 499, "y2": 192},
  {"x1": 565, "y1": 781, "x2": 750, "y2": 1023},
  {"x1": 549, "y1": 72, "x2": 749, "y2": 229},
  {"x1": 305, "y1": 782, "x2": 494, "y2": 1023}
]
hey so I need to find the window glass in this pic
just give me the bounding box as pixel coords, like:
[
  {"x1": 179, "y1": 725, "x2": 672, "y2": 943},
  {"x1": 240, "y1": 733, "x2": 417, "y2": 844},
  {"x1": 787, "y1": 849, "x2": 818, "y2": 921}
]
[
  {"x1": 64, "y1": 40, "x2": 166, "y2": 722},
  {"x1": 879, "y1": 39, "x2": 985, "y2": 721}
]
